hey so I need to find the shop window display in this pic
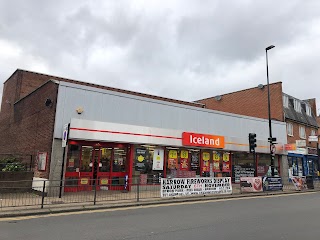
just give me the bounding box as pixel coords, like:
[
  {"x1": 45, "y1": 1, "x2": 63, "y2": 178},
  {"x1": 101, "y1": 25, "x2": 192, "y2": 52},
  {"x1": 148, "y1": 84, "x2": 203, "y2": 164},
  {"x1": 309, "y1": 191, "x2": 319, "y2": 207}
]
[
  {"x1": 210, "y1": 151, "x2": 231, "y2": 178},
  {"x1": 99, "y1": 147, "x2": 112, "y2": 172},
  {"x1": 66, "y1": 144, "x2": 80, "y2": 172},
  {"x1": 166, "y1": 148, "x2": 199, "y2": 178},
  {"x1": 232, "y1": 152, "x2": 255, "y2": 183},
  {"x1": 133, "y1": 145, "x2": 164, "y2": 184},
  {"x1": 257, "y1": 154, "x2": 279, "y2": 177},
  {"x1": 80, "y1": 146, "x2": 93, "y2": 172}
]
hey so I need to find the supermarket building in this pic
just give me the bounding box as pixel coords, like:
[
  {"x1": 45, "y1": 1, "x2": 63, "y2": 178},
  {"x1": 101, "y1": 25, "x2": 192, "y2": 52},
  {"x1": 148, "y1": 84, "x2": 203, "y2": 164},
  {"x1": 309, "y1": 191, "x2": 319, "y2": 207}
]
[{"x1": 0, "y1": 70, "x2": 288, "y2": 192}]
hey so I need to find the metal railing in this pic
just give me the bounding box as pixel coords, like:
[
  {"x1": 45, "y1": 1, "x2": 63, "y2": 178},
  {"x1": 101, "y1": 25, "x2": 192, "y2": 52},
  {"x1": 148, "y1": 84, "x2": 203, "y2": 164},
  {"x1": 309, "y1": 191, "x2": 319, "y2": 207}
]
[{"x1": 0, "y1": 178, "x2": 319, "y2": 211}]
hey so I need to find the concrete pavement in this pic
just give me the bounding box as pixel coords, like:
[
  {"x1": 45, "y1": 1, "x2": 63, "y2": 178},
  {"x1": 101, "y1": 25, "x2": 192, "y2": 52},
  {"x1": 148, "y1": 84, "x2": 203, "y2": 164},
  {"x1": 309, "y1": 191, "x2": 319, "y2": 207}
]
[
  {"x1": 0, "y1": 192, "x2": 319, "y2": 240},
  {"x1": 0, "y1": 184, "x2": 315, "y2": 218}
]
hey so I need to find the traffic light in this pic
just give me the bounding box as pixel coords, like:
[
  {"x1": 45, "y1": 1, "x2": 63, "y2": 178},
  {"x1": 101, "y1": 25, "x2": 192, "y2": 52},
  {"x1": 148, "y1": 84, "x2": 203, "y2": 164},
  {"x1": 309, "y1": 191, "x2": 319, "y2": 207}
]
[{"x1": 249, "y1": 133, "x2": 257, "y2": 153}]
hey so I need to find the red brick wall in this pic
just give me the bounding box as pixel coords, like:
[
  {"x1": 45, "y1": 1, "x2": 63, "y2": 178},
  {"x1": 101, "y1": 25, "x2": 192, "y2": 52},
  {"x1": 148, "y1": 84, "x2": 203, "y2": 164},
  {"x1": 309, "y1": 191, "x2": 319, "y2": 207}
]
[
  {"x1": 286, "y1": 120, "x2": 318, "y2": 149},
  {"x1": 197, "y1": 82, "x2": 284, "y2": 122},
  {"x1": 0, "y1": 81, "x2": 58, "y2": 179},
  {"x1": 0, "y1": 70, "x2": 22, "y2": 124}
]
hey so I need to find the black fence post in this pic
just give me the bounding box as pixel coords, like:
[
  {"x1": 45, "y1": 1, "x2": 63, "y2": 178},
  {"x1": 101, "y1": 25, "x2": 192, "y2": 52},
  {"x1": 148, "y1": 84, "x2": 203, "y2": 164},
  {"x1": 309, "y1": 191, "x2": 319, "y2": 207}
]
[
  {"x1": 137, "y1": 177, "x2": 140, "y2": 202},
  {"x1": 41, "y1": 180, "x2": 46, "y2": 209},
  {"x1": 94, "y1": 179, "x2": 97, "y2": 205}
]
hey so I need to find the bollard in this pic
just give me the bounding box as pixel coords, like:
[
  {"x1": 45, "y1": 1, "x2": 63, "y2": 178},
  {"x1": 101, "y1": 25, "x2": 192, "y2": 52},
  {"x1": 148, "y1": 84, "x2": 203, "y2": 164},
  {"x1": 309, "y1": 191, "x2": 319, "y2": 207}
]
[
  {"x1": 93, "y1": 179, "x2": 97, "y2": 205},
  {"x1": 137, "y1": 178, "x2": 140, "y2": 202},
  {"x1": 41, "y1": 180, "x2": 46, "y2": 209}
]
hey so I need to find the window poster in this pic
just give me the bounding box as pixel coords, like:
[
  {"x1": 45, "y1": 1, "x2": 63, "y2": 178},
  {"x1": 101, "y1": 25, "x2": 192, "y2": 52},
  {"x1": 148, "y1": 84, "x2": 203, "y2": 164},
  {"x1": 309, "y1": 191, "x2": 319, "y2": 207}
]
[
  {"x1": 135, "y1": 148, "x2": 148, "y2": 172},
  {"x1": 202, "y1": 152, "x2": 210, "y2": 172},
  {"x1": 168, "y1": 150, "x2": 178, "y2": 170},
  {"x1": 68, "y1": 158, "x2": 75, "y2": 168},
  {"x1": 152, "y1": 148, "x2": 164, "y2": 170},
  {"x1": 213, "y1": 152, "x2": 220, "y2": 172},
  {"x1": 180, "y1": 150, "x2": 189, "y2": 171},
  {"x1": 190, "y1": 152, "x2": 200, "y2": 172},
  {"x1": 37, "y1": 152, "x2": 48, "y2": 171},
  {"x1": 222, "y1": 153, "x2": 231, "y2": 172}
]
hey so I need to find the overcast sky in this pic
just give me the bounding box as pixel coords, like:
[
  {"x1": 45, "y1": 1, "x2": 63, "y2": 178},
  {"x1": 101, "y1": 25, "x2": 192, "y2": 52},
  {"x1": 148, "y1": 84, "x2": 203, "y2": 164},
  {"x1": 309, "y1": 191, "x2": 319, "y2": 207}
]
[{"x1": 1, "y1": 0, "x2": 320, "y2": 112}]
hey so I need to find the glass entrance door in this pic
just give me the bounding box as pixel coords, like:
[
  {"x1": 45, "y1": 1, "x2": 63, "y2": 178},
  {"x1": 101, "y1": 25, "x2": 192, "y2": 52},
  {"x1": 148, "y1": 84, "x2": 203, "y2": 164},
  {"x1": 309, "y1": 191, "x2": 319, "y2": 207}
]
[
  {"x1": 93, "y1": 145, "x2": 128, "y2": 191},
  {"x1": 67, "y1": 143, "x2": 129, "y2": 192}
]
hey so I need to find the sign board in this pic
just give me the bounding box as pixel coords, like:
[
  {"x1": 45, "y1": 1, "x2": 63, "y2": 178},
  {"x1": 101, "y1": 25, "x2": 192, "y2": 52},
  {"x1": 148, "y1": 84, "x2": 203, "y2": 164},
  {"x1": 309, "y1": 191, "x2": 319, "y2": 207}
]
[
  {"x1": 135, "y1": 148, "x2": 148, "y2": 171},
  {"x1": 296, "y1": 140, "x2": 306, "y2": 147},
  {"x1": 62, "y1": 124, "x2": 69, "y2": 147},
  {"x1": 308, "y1": 136, "x2": 318, "y2": 142},
  {"x1": 233, "y1": 165, "x2": 255, "y2": 183},
  {"x1": 284, "y1": 144, "x2": 296, "y2": 151},
  {"x1": 290, "y1": 176, "x2": 307, "y2": 190},
  {"x1": 152, "y1": 148, "x2": 164, "y2": 170},
  {"x1": 160, "y1": 177, "x2": 232, "y2": 198},
  {"x1": 240, "y1": 177, "x2": 263, "y2": 192},
  {"x1": 37, "y1": 152, "x2": 48, "y2": 171},
  {"x1": 288, "y1": 147, "x2": 308, "y2": 155},
  {"x1": 262, "y1": 177, "x2": 283, "y2": 191},
  {"x1": 182, "y1": 132, "x2": 225, "y2": 149},
  {"x1": 307, "y1": 147, "x2": 318, "y2": 155}
]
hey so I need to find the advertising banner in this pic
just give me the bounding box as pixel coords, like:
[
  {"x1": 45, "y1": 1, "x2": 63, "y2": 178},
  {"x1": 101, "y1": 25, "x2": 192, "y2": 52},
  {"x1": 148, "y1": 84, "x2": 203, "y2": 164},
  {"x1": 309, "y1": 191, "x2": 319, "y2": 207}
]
[
  {"x1": 240, "y1": 177, "x2": 263, "y2": 192},
  {"x1": 212, "y1": 152, "x2": 220, "y2": 172},
  {"x1": 168, "y1": 150, "x2": 178, "y2": 169},
  {"x1": 222, "y1": 153, "x2": 231, "y2": 172},
  {"x1": 160, "y1": 177, "x2": 232, "y2": 198},
  {"x1": 190, "y1": 152, "x2": 200, "y2": 172},
  {"x1": 135, "y1": 148, "x2": 148, "y2": 171},
  {"x1": 233, "y1": 165, "x2": 255, "y2": 183},
  {"x1": 290, "y1": 176, "x2": 307, "y2": 190},
  {"x1": 152, "y1": 148, "x2": 164, "y2": 170},
  {"x1": 202, "y1": 152, "x2": 210, "y2": 172},
  {"x1": 262, "y1": 177, "x2": 283, "y2": 191},
  {"x1": 180, "y1": 150, "x2": 189, "y2": 171}
]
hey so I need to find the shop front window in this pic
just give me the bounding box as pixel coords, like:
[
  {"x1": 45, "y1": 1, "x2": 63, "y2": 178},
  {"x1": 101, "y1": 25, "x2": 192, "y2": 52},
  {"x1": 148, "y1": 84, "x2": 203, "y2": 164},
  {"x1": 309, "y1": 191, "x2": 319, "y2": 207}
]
[
  {"x1": 190, "y1": 150, "x2": 200, "y2": 176},
  {"x1": 232, "y1": 152, "x2": 255, "y2": 183},
  {"x1": 133, "y1": 145, "x2": 165, "y2": 184},
  {"x1": 210, "y1": 151, "x2": 232, "y2": 178},
  {"x1": 113, "y1": 147, "x2": 127, "y2": 172},
  {"x1": 166, "y1": 148, "x2": 200, "y2": 178},
  {"x1": 66, "y1": 144, "x2": 80, "y2": 172},
  {"x1": 258, "y1": 154, "x2": 279, "y2": 177},
  {"x1": 81, "y1": 146, "x2": 93, "y2": 172},
  {"x1": 100, "y1": 147, "x2": 112, "y2": 172},
  {"x1": 307, "y1": 159, "x2": 313, "y2": 176},
  {"x1": 297, "y1": 157, "x2": 303, "y2": 176}
]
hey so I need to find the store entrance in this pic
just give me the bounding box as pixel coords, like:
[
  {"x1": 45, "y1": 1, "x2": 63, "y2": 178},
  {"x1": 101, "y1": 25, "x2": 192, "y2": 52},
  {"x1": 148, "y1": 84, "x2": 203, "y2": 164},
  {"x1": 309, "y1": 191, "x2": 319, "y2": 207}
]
[{"x1": 65, "y1": 143, "x2": 129, "y2": 192}]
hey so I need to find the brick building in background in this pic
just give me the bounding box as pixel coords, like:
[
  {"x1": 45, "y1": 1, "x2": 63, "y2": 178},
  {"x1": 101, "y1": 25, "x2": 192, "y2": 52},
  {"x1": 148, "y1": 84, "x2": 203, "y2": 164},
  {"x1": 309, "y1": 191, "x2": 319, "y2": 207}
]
[{"x1": 197, "y1": 82, "x2": 319, "y2": 179}]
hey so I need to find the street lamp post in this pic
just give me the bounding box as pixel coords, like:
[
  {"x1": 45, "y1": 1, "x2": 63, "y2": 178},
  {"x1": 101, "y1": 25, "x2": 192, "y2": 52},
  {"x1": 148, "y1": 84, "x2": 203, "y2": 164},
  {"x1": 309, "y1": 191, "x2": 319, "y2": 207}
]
[{"x1": 266, "y1": 45, "x2": 275, "y2": 176}]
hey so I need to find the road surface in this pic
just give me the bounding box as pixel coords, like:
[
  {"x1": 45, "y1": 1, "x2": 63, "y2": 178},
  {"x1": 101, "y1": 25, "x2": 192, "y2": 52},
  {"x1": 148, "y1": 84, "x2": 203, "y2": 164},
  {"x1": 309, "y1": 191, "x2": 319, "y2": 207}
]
[{"x1": 1, "y1": 192, "x2": 319, "y2": 240}]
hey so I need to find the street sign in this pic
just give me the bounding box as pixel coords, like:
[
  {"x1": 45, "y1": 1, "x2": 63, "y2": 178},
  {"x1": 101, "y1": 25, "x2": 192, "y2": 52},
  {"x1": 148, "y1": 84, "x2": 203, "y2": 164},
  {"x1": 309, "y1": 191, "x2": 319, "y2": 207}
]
[
  {"x1": 308, "y1": 136, "x2": 318, "y2": 142},
  {"x1": 270, "y1": 144, "x2": 276, "y2": 156},
  {"x1": 296, "y1": 140, "x2": 306, "y2": 147},
  {"x1": 62, "y1": 124, "x2": 69, "y2": 147}
]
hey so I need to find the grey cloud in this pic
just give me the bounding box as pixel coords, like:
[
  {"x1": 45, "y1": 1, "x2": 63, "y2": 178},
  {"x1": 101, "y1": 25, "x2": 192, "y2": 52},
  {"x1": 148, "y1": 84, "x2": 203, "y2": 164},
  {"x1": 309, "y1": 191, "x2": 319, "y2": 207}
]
[{"x1": 0, "y1": 0, "x2": 320, "y2": 111}]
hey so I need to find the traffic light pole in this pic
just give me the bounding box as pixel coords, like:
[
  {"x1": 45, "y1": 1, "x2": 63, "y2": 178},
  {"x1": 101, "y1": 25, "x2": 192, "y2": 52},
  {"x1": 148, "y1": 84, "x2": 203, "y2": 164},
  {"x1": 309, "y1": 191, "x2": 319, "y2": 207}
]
[
  {"x1": 266, "y1": 47, "x2": 275, "y2": 177},
  {"x1": 249, "y1": 133, "x2": 257, "y2": 177},
  {"x1": 253, "y1": 150, "x2": 257, "y2": 177}
]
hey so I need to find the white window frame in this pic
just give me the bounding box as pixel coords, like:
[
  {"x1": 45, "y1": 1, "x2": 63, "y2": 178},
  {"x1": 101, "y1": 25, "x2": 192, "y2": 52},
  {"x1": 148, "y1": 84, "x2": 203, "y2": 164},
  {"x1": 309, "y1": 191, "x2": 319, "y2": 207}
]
[
  {"x1": 287, "y1": 123, "x2": 293, "y2": 136},
  {"x1": 299, "y1": 126, "x2": 306, "y2": 139},
  {"x1": 294, "y1": 99, "x2": 301, "y2": 112},
  {"x1": 283, "y1": 95, "x2": 289, "y2": 108},
  {"x1": 311, "y1": 129, "x2": 316, "y2": 136},
  {"x1": 306, "y1": 105, "x2": 312, "y2": 116}
]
